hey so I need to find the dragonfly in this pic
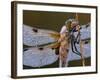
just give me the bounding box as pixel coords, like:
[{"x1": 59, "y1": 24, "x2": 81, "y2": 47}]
[{"x1": 23, "y1": 14, "x2": 91, "y2": 68}]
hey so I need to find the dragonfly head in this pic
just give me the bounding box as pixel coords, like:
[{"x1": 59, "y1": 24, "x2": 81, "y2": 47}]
[{"x1": 65, "y1": 19, "x2": 79, "y2": 32}]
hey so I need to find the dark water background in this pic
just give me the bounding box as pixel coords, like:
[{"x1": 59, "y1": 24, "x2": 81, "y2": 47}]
[
  {"x1": 23, "y1": 10, "x2": 91, "y2": 69},
  {"x1": 23, "y1": 10, "x2": 90, "y2": 32}
]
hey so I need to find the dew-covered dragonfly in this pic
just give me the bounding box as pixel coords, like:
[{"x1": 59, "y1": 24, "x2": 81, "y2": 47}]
[{"x1": 23, "y1": 21, "x2": 91, "y2": 68}]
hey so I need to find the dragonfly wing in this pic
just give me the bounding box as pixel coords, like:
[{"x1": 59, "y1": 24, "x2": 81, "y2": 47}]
[
  {"x1": 23, "y1": 25, "x2": 60, "y2": 46},
  {"x1": 68, "y1": 43, "x2": 90, "y2": 61},
  {"x1": 68, "y1": 23, "x2": 91, "y2": 61},
  {"x1": 23, "y1": 47, "x2": 58, "y2": 67},
  {"x1": 80, "y1": 23, "x2": 90, "y2": 40}
]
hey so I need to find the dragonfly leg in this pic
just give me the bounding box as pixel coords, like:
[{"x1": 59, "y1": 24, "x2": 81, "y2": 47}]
[{"x1": 80, "y1": 41, "x2": 85, "y2": 66}]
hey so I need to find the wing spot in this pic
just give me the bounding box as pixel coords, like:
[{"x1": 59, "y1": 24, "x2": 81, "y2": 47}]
[
  {"x1": 23, "y1": 48, "x2": 28, "y2": 51},
  {"x1": 84, "y1": 41, "x2": 89, "y2": 44},
  {"x1": 52, "y1": 48, "x2": 55, "y2": 50},
  {"x1": 80, "y1": 27, "x2": 82, "y2": 29},
  {"x1": 85, "y1": 24, "x2": 90, "y2": 28},
  {"x1": 32, "y1": 28, "x2": 38, "y2": 33},
  {"x1": 38, "y1": 47, "x2": 44, "y2": 50}
]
